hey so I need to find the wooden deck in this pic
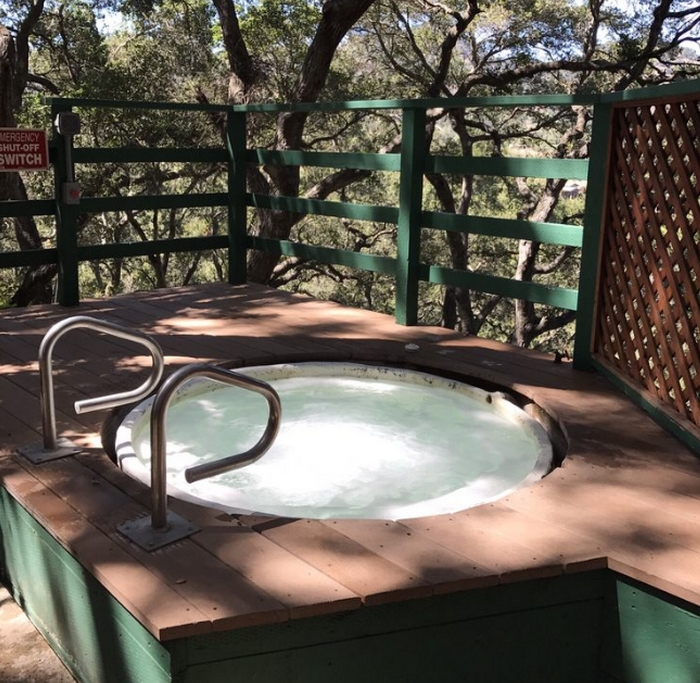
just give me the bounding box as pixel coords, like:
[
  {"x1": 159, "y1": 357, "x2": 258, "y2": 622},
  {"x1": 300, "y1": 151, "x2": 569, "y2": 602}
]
[{"x1": 2, "y1": 283, "x2": 700, "y2": 642}]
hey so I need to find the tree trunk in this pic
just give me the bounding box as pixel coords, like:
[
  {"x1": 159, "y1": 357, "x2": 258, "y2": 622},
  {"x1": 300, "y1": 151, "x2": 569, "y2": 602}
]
[
  {"x1": 513, "y1": 239, "x2": 540, "y2": 347},
  {"x1": 214, "y1": 0, "x2": 378, "y2": 285},
  {"x1": 1, "y1": 14, "x2": 55, "y2": 306}
]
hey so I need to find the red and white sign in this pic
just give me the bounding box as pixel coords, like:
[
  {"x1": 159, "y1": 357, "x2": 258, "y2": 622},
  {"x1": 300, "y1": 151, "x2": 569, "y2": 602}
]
[{"x1": 0, "y1": 128, "x2": 49, "y2": 171}]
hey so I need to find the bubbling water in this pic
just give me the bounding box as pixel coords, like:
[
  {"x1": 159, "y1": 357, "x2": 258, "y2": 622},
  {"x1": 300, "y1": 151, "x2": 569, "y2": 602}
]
[{"x1": 119, "y1": 364, "x2": 553, "y2": 520}]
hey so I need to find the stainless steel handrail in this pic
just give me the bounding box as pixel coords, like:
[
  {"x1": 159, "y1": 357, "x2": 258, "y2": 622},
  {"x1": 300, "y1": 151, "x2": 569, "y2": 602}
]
[
  {"x1": 149, "y1": 363, "x2": 281, "y2": 531},
  {"x1": 37, "y1": 315, "x2": 164, "y2": 452}
]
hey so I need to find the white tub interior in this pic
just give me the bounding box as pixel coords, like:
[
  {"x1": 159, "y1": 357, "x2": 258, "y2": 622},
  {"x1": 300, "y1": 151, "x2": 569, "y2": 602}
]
[{"x1": 115, "y1": 362, "x2": 553, "y2": 520}]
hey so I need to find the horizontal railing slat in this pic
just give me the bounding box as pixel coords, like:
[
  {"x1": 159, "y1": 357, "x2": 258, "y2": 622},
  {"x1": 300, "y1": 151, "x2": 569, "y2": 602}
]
[
  {"x1": 233, "y1": 93, "x2": 601, "y2": 113},
  {"x1": 426, "y1": 156, "x2": 589, "y2": 180},
  {"x1": 245, "y1": 150, "x2": 589, "y2": 181},
  {"x1": 420, "y1": 264, "x2": 579, "y2": 310},
  {"x1": 46, "y1": 97, "x2": 230, "y2": 112},
  {"x1": 0, "y1": 200, "x2": 56, "y2": 218},
  {"x1": 423, "y1": 212, "x2": 584, "y2": 247},
  {"x1": 0, "y1": 248, "x2": 58, "y2": 269},
  {"x1": 247, "y1": 193, "x2": 399, "y2": 224},
  {"x1": 74, "y1": 148, "x2": 228, "y2": 164},
  {"x1": 247, "y1": 149, "x2": 401, "y2": 171},
  {"x1": 80, "y1": 193, "x2": 228, "y2": 213},
  {"x1": 77, "y1": 235, "x2": 229, "y2": 260},
  {"x1": 247, "y1": 236, "x2": 397, "y2": 275},
  {"x1": 46, "y1": 93, "x2": 602, "y2": 116}
]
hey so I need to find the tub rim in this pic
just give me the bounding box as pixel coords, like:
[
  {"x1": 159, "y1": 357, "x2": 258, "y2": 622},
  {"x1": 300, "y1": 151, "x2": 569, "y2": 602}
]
[{"x1": 114, "y1": 361, "x2": 555, "y2": 520}]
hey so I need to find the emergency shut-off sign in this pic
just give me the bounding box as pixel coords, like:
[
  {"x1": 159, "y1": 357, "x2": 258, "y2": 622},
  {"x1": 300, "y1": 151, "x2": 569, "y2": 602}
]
[{"x1": 0, "y1": 128, "x2": 49, "y2": 171}]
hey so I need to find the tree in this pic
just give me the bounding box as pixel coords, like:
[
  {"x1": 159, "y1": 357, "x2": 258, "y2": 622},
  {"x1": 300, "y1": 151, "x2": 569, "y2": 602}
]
[
  {"x1": 299, "y1": 0, "x2": 700, "y2": 347},
  {"x1": 0, "y1": 0, "x2": 58, "y2": 305},
  {"x1": 207, "y1": 0, "x2": 378, "y2": 283},
  {"x1": 72, "y1": 0, "x2": 230, "y2": 296},
  {"x1": 198, "y1": 0, "x2": 698, "y2": 348},
  {"x1": 2, "y1": 0, "x2": 232, "y2": 302},
  {"x1": 3, "y1": 0, "x2": 699, "y2": 353}
]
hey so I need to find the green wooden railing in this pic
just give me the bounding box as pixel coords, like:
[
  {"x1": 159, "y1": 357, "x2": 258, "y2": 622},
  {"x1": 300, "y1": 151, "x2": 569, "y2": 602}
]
[{"x1": 1, "y1": 81, "x2": 698, "y2": 369}]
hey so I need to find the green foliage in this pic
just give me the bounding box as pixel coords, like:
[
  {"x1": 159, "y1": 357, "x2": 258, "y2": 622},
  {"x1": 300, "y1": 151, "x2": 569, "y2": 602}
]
[
  {"x1": 2, "y1": 0, "x2": 232, "y2": 302},
  {"x1": 238, "y1": 0, "x2": 322, "y2": 99},
  {"x1": 3, "y1": 0, "x2": 699, "y2": 352},
  {"x1": 37, "y1": 3, "x2": 115, "y2": 97},
  {"x1": 108, "y1": 2, "x2": 222, "y2": 101}
]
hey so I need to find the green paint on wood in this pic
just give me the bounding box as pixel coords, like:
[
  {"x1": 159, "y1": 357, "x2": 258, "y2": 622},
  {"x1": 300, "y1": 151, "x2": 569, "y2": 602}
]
[
  {"x1": 0, "y1": 199, "x2": 55, "y2": 218},
  {"x1": 52, "y1": 103, "x2": 80, "y2": 307},
  {"x1": 602, "y1": 577, "x2": 700, "y2": 683},
  {"x1": 181, "y1": 572, "x2": 607, "y2": 683},
  {"x1": 184, "y1": 572, "x2": 607, "y2": 665},
  {"x1": 247, "y1": 193, "x2": 399, "y2": 224},
  {"x1": 77, "y1": 235, "x2": 229, "y2": 261},
  {"x1": 426, "y1": 155, "x2": 589, "y2": 180},
  {"x1": 230, "y1": 93, "x2": 601, "y2": 114},
  {"x1": 423, "y1": 212, "x2": 584, "y2": 247},
  {"x1": 421, "y1": 264, "x2": 579, "y2": 310},
  {"x1": 0, "y1": 487, "x2": 170, "y2": 683},
  {"x1": 183, "y1": 601, "x2": 603, "y2": 683},
  {"x1": 0, "y1": 479, "x2": 612, "y2": 683},
  {"x1": 601, "y1": 77, "x2": 700, "y2": 104},
  {"x1": 227, "y1": 110, "x2": 248, "y2": 284},
  {"x1": 0, "y1": 247, "x2": 58, "y2": 269},
  {"x1": 247, "y1": 236, "x2": 396, "y2": 275},
  {"x1": 246, "y1": 149, "x2": 401, "y2": 172},
  {"x1": 573, "y1": 101, "x2": 613, "y2": 370},
  {"x1": 395, "y1": 107, "x2": 426, "y2": 326}
]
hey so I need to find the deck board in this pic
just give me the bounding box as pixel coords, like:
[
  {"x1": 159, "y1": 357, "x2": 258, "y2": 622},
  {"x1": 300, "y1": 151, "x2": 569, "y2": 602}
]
[
  {"x1": 321, "y1": 518, "x2": 499, "y2": 591},
  {"x1": 246, "y1": 517, "x2": 432, "y2": 606},
  {"x1": 2, "y1": 282, "x2": 700, "y2": 641},
  {"x1": 72, "y1": 448, "x2": 364, "y2": 620},
  {"x1": 0, "y1": 457, "x2": 213, "y2": 639},
  {"x1": 15, "y1": 454, "x2": 291, "y2": 634}
]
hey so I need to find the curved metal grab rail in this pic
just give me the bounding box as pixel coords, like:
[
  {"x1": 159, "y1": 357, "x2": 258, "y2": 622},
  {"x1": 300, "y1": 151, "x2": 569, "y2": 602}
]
[
  {"x1": 37, "y1": 315, "x2": 164, "y2": 453},
  {"x1": 149, "y1": 363, "x2": 282, "y2": 531}
]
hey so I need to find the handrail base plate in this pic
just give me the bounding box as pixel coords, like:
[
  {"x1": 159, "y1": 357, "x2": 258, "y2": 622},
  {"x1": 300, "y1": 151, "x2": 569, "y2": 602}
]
[
  {"x1": 118, "y1": 511, "x2": 199, "y2": 551},
  {"x1": 18, "y1": 438, "x2": 83, "y2": 464}
]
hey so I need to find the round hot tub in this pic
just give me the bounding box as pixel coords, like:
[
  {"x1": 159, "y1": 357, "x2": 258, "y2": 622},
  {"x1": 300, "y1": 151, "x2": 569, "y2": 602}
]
[{"x1": 115, "y1": 362, "x2": 553, "y2": 520}]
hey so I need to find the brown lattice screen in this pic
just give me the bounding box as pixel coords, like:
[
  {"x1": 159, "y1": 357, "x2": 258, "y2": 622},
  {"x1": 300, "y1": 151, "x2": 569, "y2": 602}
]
[{"x1": 594, "y1": 95, "x2": 700, "y2": 428}]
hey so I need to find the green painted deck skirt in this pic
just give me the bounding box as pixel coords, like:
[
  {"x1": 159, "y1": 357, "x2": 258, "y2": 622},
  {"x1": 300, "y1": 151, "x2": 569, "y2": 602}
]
[
  {"x1": 3, "y1": 479, "x2": 700, "y2": 683},
  {"x1": 0, "y1": 486, "x2": 170, "y2": 683}
]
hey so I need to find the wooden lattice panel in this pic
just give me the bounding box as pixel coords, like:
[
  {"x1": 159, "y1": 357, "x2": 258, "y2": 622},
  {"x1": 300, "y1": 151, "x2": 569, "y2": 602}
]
[{"x1": 594, "y1": 95, "x2": 700, "y2": 427}]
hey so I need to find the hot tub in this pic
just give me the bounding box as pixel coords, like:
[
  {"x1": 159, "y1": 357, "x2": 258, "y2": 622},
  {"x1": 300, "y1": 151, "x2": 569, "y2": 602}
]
[{"x1": 114, "y1": 362, "x2": 553, "y2": 520}]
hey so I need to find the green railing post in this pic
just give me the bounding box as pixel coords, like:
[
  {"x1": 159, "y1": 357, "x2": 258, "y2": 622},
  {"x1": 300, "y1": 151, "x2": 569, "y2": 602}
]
[
  {"x1": 51, "y1": 102, "x2": 80, "y2": 306},
  {"x1": 227, "y1": 109, "x2": 248, "y2": 284},
  {"x1": 395, "y1": 106, "x2": 426, "y2": 326},
  {"x1": 573, "y1": 100, "x2": 613, "y2": 369}
]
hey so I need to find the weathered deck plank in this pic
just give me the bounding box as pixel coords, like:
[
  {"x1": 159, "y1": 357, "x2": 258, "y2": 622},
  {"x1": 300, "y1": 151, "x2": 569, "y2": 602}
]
[
  {"x1": 0, "y1": 457, "x2": 212, "y2": 639},
  {"x1": 74, "y1": 450, "x2": 364, "y2": 620},
  {"x1": 2, "y1": 282, "x2": 700, "y2": 642},
  {"x1": 15, "y1": 454, "x2": 292, "y2": 635},
  {"x1": 321, "y1": 518, "x2": 500, "y2": 592},
  {"x1": 245, "y1": 516, "x2": 432, "y2": 605}
]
